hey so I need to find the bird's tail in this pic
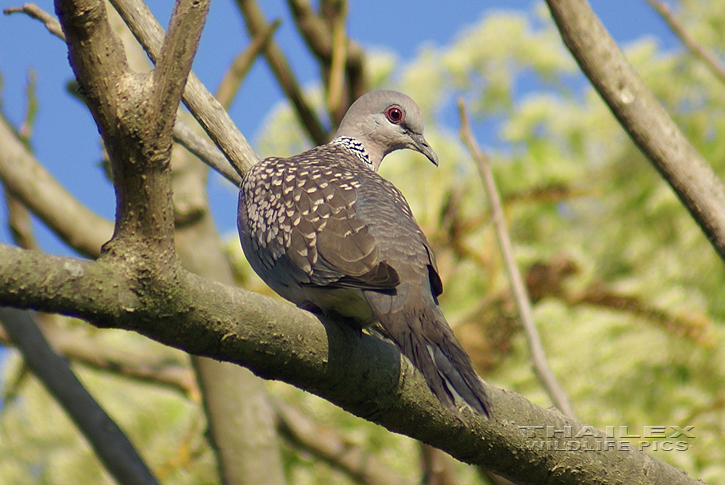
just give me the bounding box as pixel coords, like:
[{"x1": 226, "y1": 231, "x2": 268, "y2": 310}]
[{"x1": 366, "y1": 294, "x2": 491, "y2": 417}]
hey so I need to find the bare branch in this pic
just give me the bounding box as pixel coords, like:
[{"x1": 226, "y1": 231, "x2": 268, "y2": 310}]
[
  {"x1": 546, "y1": 0, "x2": 725, "y2": 263},
  {"x1": 149, "y1": 0, "x2": 210, "y2": 144},
  {"x1": 0, "y1": 307, "x2": 159, "y2": 485},
  {"x1": 286, "y1": 0, "x2": 367, "y2": 104},
  {"x1": 458, "y1": 99, "x2": 577, "y2": 421},
  {"x1": 325, "y1": 0, "x2": 347, "y2": 122},
  {"x1": 236, "y1": 0, "x2": 329, "y2": 145},
  {"x1": 0, "y1": 113, "x2": 113, "y2": 257},
  {"x1": 173, "y1": 121, "x2": 242, "y2": 185},
  {"x1": 644, "y1": 0, "x2": 725, "y2": 86},
  {"x1": 3, "y1": 3, "x2": 64, "y2": 38},
  {"x1": 272, "y1": 396, "x2": 407, "y2": 485},
  {"x1": 56, "y1": 0, "x2": 177, "y2": 255},
  {"x1": 0, "y1": 244, "x2": 704, "y2": 484},
  {"x1": 215, "y1": 18, "x2": 281, "y2": 110},
  {"x1": 52, "y1": 325, "x2": 196, "y2": 394},
  {"x1": 5, "y1": 193, "x2": 39, "y2": 251}
]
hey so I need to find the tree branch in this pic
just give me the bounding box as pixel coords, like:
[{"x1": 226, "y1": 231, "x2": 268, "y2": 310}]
[
  {"x1": 271, "y1": 396, "x2": 407, "y2": 485},
  {"x1": 0, "y1": 244, "x2": 703, "y2": 484},
  {"x1": 3, "y1": 3, "x2": 64, "y2": 38},
  {"x1": 546, "y1": 0, "x2": 725, "y2": 263},
  {"x1": 108, "y1": 0, "x2": 259, "y2": 177},
  {"x1": 644, "y1": 0, "x2": 725, "y2": 86},
  {"x1": 42, "y1": 324, "x2": 196, "y2": 395},
  {"x1": 215, "y1": 18, "x2": 281, "y2": 111},
  {"x1": 235, "y1": 0, "x2": 329, "y2": 145},
  {"x1": 149, "y1": 0, "x2": 210, "y2": 148},
  {"x1": 173, "y1": 120, "x2": 242, "y2": 185},
  {"x1": 285, "y1": 0, "x2": 367, "y2": 108},
  {"x1": 458, "y1": 100, "x2": 577, "y2": 421},
  {"x1": 0, "y1": 112, "x2": 113, "y2": 257},
  {"x1": 0, "y1": 307, "x2": 159, "y2": 485}
]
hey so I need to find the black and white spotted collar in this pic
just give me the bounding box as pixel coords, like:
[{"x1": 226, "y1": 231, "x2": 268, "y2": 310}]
[{"x1": 331, "y1": 136, "x2": 373, "y2": 169}]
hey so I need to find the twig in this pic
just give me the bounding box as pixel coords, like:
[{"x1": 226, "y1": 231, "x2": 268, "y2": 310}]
[
  {"x1": 271, "y1": 396, "x2": 407, "y2": 485},
  {"x1": 236, "y1": 0, "x2": 330, "y2": 145},
  {"x1": 0, "y1": 308, "x2": 159, "y2": 485},
  {"x1": 458, "y1": 99, "x2": 576, "y2": 421},
  {"x1": 286, "y1": 0, "x2": 367, "y2": 104},
  {"x1": 5, "y1": 192, "x2": 38, "y2": 250},
  {"x1": 644, "y1": 0, "x2": 725, "y2": 86},
  {"x1": 215, "y1": 18, "x2": 281, "y2": 110},
  {"x1": 325, "y1": 0, "x2": 347, "y2": 123},
  {"x1": 546, "y1": 0, "x2": 725, "y2": 264},
  {"x1": 173, "y1": 121, "x2": 242, "y2": 185},
  {"x1": 3, "y1": 3, "x2": 64, "y2": 38}
]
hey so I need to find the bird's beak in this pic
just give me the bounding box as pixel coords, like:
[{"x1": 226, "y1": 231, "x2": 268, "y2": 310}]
[{"x1": 409, "y1": 133, "x2": 439, "y2": 166}]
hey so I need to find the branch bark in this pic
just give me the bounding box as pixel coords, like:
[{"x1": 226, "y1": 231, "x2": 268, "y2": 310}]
[
  {"x1": 0, "y1": 308, "x2": 158, "y2": 485},
  {"x1": 0, "y1": 244, "x2": 703, "y2": 484},
  {"x1": 109, "y1": 0, "x2": 259, "y2": 177},
  {"x1": 286, "y1": 0, "x2": 368, "y2": 113},
  {"x1": 644, "y1": 0, "x2": 725, "y2": 86},
  {"x1": 546, "y1": 0, "x2": 725, "y2": 264},
  {"x1": 0, "y1": 112, "x2": 113, "y2": 257}
]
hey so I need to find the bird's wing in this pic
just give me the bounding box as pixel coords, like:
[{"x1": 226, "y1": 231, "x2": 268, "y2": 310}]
[{"x1": 239, "y1": 148, "x2": 400, "y2": 292}]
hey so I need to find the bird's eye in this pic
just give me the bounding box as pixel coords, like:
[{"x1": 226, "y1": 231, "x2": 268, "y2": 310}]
[{"x1": 385, "y1": 106, "x2": 405, "y2": 125}]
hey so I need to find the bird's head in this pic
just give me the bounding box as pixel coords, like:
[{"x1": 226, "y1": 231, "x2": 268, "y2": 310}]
[{"x1": 334, "y1": 90, "x2": 439, "y2": 171}]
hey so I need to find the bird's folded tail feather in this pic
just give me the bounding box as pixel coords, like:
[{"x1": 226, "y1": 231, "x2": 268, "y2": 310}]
[{"x1": 371, "y1": 302, "x2": 491, "y2": 417}]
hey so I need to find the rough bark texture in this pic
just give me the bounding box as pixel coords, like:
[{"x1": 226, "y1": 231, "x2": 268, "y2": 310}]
[{"x1": 0, "y1": 244, "x2": 703, "y2": 484}]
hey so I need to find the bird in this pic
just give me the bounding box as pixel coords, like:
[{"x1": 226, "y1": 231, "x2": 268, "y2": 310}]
[{"x1": 237, "y1": 90, "x2": 491, "y2": 417}]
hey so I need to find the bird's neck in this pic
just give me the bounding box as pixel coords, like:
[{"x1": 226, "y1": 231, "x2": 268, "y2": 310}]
[{"x1": 330, "y1": 136, "x2": 382, "y2": 171}]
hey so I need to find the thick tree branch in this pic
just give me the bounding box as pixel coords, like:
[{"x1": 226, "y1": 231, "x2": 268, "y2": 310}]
[
  {"x1": 546, "y1": 0, "x2": 725, "y2": 263},
  {"x1": 109, "y1": 0, "x2": 259, "y2": 177},
  {"x1": 0, "y1": 307, "x2": 158, "y2": 485},
  {"x1": 0, "y1": 244, "x2": 703, "y2": 484}
]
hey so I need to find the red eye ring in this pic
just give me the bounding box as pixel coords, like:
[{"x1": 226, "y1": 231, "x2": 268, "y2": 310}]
[{"x1": 384, "y1": 105, "x2": 405, "y2": 125}]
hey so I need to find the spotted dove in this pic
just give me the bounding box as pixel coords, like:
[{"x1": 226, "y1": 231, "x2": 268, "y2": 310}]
[{"x1": 238, "y1": 90, "x2": 491, "y2": 416}]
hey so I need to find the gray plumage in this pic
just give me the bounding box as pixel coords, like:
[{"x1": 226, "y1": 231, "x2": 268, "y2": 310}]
[{"x1": 238, "y1": 90, "x2": 491, "y2": 416}]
